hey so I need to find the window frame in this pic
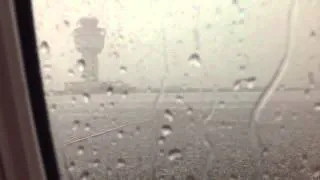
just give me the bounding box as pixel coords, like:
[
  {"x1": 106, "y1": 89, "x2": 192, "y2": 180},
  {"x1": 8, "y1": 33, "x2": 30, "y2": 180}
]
[{"x1": 0, "y1": 0, "x2": 59, "y2": 179}]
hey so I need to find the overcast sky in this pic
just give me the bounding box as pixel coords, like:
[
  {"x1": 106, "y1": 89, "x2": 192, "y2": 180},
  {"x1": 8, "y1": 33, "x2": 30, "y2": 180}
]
[{"x1": 32, "y1": 0, "x2": 320, "y2": 90}]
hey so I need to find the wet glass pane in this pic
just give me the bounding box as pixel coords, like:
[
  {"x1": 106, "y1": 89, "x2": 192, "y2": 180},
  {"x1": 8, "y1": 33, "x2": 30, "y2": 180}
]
[{"x1": 32, "y1": 0, "x2": 320, "y2": 179}]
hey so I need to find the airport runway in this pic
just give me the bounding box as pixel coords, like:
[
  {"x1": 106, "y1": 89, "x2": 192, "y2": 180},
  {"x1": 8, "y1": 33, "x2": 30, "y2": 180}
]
[{"x1": 45, "y1": 91, "x2": 320, "y2": 180}]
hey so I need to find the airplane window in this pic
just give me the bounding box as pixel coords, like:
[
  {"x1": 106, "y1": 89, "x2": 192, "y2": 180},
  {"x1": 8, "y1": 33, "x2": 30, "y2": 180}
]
[{"x1": 32, "y1": 0, "x2": 320, "y2": 179}]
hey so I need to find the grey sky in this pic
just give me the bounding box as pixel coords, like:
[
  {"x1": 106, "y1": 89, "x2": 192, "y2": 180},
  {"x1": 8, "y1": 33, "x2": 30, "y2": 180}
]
[{"x1": 32, "y1": 0, "x2": 320, "y2": 90}]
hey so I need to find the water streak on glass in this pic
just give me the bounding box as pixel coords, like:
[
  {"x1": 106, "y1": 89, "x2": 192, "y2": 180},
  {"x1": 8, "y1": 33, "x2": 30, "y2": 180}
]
[{"x1": 249, "y1": 0, "x2": 296, "y2": 178}]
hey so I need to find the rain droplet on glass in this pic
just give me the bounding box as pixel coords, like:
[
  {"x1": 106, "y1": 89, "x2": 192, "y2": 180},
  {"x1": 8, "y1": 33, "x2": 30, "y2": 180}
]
[
  {"x1": 63, "y1": 20, "x2": 70, "y2": 27},
  {"x1": 239, "y1": 65, "x2": 246, "y2": 71},
  {"x1": 43, "y1": 64, "x2": 52, "y2": 73},
  {"x1": 107, "y1": 167, "x2": 112, "y2": 176},
  {"x1": 119, "y1": 65, "x2": 127, "y2": 74},
  {"x1": 262, "y1": 173, "x2": 270, "y2": 180},
  {"x1": 188, "y1": 52, "x2": 201, "y2": 68},
  {"x1": 106, "y1": 86, "x2": 114, "y2": 96},
  {"x1": 68, "y1": 69, "x2": 75, "y2": 77},
  {"x1": 71, "y1": 96, "x2": 76, "y2": 103},
  {"x1": 92, "y1": 148, "x2": 98, "y2": 156},
  {"x1": 310, "y1": 31, "x2": 317, "y2": 37},
  {"x1": 68, "y1": 161, "x2": 75, "y2": 172},
  {"x1": 158, "y1": 136, "x2": 165, "y2": 145},
  {"x1": 92, "y1": 159, "x2": 100, "y2": 168},
  {"x1": 77, "y1": 145, "x2": 85, "y2": 156},
  {"x1": 77, "y1": 58, "x2": 86, "y2": 72},
  {"x1": 308, "y1": 72, "x2": 315, "y2": 89},
  {"x1": 117, "y1": 130, "x2": 124, "y2": 139},
  {"x1": 82, "y1": 93, "x2": 90, "y2": 103},
  {"x1": 99, "y1": 103, "x2": 105, "y2": 110},
  {"x1": 116, "y1": 158, "x2": 126, "y2": 168},
  {"x1": 72, "y1": 120, "x2": 80, "y2": 131},
  {"x1": 262, "y1": 147, "x2": 269, "y2": 157},
  {"x1": 122, "y1": 90, "x2": 128, "y2": 99},
  {"x1": 175, "y1": 94, "x2": 184, "y2": 104},
  {"x1": 109, "y1": 101, "x2": 115, "y2": 108},
  {"x1": 218, "y1": 100, "x2": 225, "y2": 108},
  {"x1": 84, "y1": 123, "x2": 91, "y2": 132},
  {"x1": 80, "y1": 170, "x2": 89, "y2": 180},
  {"x1": 280, "y1": 124, "x2": 285, "y2": 133},
  {"x1": 314, "y1": 102, "x2": 320, "y2": 111},
  {"x1": 110, "y1": 51, "x2": 120, "y2": 58},
  {"x1": 301, "y1": 153, "x2": 308, "y2": 164},
  {"x1": 164, "y1": 109, "x2": 174, "y2": 122},
  {"x1": 146, "y1": 86, "x2": 152, "y2": 93},
  {"x1": 136, "y1": 125, "x2": 141, "y2": 134},
  {"x1": 246, "y1": 77, "x2": 256, "y2": 89},
  {"x1": 161, "y1": 124, "x2": 172, "y2": 137},
  {"x1": 233, "y1": 79, "x2": 242, "y2": 91},
  {"x1": 206, "y1": 24, "x2": 212, "y2": 29},
  {"x1": 50, "y1": 103, "x2": 57, "y2": 112},
  {"x1": 186, "y1": 106, "x2": 193, "y2": 115},
  {"x1": 291, "y1": 112, "x2": 298, "y2": 120},
  {"x1": 304, "y1": 88, "x2": 310, "y2": 99},
  {"x1": 39, "y1": 41, "x2": 50, "y2": 55},
  {"x1": 186, "y1": 175, "x2": 195, "y2": 180},
  {"x1": 44, "y1": 75, "x2": 52, "y2": 85},
  {"x1": 229, "y1": 174, "x2": 238, "y2": 180},
  {"x1": 159, "y1": 149, "x2": 165, "y2": 156},
  {"x1": 168, "y1": 148, "x2": 182, "y2": 161},
  {"x1": 232, "y1": 0, "x2": 238, "y2": 5}
]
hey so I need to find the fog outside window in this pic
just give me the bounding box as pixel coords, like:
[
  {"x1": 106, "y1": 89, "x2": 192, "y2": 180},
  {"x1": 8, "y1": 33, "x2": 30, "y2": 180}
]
[{"x1": 32, "y1": 0, "x2": 320, "y2": 179}]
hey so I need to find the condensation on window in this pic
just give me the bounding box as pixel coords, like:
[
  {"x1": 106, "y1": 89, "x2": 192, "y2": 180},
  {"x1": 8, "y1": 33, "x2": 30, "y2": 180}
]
[{"x1": 32, "y1": 0, "x2": 320, "y2": 179}]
